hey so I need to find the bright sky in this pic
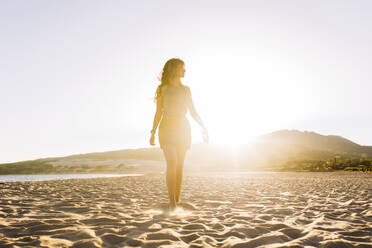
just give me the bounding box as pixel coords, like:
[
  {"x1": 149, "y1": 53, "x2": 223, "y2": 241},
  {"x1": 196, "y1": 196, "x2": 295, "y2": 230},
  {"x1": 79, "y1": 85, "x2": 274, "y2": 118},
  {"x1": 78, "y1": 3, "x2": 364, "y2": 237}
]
[{"x1": 1, "y1": 0, "x2": 371, "y2": 163}]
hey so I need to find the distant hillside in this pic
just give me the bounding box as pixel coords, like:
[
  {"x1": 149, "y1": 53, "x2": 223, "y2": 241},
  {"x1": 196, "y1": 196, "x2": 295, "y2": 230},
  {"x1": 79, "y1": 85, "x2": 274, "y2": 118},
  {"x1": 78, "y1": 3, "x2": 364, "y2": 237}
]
[
  {"x1": 1, "y1": 130, "x2": 371, "y2": 174},
  {"x1": 0, "y1": 147, "x2": 165, "y2": 174},
  {"x1": 259, "y1": 130, "x2": 372, "y2": 156}
]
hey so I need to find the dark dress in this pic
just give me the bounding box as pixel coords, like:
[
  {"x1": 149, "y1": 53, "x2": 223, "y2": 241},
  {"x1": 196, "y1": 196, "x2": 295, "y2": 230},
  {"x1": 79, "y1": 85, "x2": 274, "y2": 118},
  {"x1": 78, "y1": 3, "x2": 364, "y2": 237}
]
[{"x1": 158, "y1": 85, "x2": 191, "y2": 151}]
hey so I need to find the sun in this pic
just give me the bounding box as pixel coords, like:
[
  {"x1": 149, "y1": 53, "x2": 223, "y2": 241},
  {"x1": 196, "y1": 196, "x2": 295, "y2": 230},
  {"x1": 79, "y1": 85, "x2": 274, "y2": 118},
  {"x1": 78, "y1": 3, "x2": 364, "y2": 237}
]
[
  {"x1": 206, "y1": 124, "x2": 256, "y2": 151},
  {"x1": 183, "y1": 46, "x2": 317, "y2": 146},
  {"x1": 188, "y1": 118, "x2": 253, "y2": 150},
  {"x1": 185, "y1": 77, "x2": 307, "y2": 150}
]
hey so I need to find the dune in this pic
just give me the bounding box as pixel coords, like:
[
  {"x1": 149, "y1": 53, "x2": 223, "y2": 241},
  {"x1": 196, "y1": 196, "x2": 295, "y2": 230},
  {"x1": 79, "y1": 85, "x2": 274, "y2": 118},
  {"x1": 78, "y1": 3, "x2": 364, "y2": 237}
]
[{"x1": 0, "y1": 172, "x2": 371, "y2": 247}]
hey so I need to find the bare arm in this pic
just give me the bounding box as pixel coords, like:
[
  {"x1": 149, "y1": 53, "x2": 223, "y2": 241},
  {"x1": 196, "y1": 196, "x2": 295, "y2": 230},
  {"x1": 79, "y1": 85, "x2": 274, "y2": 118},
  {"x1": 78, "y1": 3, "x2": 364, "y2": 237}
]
[
  {"x1": 185, "y1": 86, "x2": 207, "y2": 131},
  {"x1": 151, "y1": 87, "x2": 163, "y2": 135}
]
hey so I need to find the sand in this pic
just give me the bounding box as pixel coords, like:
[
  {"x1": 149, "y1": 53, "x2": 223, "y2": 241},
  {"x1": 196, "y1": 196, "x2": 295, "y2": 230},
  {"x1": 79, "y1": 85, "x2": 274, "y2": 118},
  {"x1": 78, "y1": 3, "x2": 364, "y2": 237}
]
[{"x1": 0, "y1": 172, "x2": 371, "y2": 248}]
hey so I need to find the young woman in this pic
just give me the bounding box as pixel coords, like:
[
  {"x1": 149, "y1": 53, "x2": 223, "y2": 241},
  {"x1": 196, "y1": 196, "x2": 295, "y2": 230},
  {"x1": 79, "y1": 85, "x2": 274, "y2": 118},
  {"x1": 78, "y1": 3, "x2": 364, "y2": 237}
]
[{"x1": 149, "y1": 58, "x2": 208, "y2": 211}]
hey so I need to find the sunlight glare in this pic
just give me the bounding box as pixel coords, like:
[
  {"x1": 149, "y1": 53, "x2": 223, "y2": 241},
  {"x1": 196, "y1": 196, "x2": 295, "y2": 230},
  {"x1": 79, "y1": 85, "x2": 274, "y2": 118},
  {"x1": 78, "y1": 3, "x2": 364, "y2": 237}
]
[
  {"x1": 185, "y1": 44, "x2": 317, "y2": 148},
  {"x1": 169, "y1": 207, "x2": 192, "y2": 217}
]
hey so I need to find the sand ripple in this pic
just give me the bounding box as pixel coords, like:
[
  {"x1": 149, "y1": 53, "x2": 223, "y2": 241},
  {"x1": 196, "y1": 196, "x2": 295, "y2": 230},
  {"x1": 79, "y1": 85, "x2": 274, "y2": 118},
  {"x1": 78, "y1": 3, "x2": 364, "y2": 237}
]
[{"x1": 0, "y1": 172, "x2": 371, "y2": 247}]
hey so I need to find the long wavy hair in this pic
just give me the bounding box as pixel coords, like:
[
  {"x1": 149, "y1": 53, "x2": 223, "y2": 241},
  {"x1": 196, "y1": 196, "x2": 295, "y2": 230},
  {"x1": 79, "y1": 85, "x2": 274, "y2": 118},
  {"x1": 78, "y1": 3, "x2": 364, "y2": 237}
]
[{"x1": 154, "y1": 58, "x2": 185, "y2": 104}]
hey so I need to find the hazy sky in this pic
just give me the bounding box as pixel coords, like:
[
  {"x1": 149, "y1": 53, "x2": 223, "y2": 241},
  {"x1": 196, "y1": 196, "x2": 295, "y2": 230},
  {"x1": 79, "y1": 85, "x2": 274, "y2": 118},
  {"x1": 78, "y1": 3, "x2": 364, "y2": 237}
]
[{"x1": 1, "y1": 0, "x2": 371, "y2": 163}]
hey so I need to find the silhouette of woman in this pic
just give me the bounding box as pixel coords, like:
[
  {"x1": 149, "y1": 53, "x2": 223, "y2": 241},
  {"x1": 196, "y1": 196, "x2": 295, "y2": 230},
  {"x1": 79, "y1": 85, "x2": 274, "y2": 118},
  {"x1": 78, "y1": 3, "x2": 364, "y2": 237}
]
[{"x1": 149, "y1": 58, "x2": 208, "y2": 211}]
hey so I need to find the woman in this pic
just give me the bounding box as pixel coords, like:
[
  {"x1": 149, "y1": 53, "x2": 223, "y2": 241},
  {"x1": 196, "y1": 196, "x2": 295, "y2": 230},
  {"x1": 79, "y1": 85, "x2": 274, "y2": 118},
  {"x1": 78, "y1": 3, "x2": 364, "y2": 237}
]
[{"x1": 149, "y1": 58, "x2": 208, "y2": 211}]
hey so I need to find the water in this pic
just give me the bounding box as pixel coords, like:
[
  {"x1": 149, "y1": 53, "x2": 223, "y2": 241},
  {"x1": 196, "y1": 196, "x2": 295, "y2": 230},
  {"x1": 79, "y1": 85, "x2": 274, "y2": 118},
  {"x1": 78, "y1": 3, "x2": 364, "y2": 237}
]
[{"x1": 0, "y1": 173, "x2": 143, "y2": 182}]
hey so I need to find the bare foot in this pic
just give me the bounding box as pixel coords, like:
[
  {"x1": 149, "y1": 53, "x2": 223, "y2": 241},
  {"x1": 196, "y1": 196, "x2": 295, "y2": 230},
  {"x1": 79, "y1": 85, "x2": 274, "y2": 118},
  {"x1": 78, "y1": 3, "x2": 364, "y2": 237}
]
[{"x1": 169, "y1": 201, "x2": 177, "y2": 211}]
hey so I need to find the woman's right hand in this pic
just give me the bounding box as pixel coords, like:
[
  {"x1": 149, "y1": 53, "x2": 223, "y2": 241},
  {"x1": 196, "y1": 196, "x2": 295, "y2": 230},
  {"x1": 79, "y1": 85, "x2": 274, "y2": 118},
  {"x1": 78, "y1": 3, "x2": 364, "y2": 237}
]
[{"x1": 149, "y1": 134, "x2": 156, "y2": 146}]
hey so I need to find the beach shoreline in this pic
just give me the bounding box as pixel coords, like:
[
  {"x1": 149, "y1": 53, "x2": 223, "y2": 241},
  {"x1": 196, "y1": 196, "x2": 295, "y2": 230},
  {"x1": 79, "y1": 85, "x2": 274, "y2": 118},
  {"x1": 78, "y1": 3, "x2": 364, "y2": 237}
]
[{"x1": 0, "y1": 173, "x2": 144, "y2": 183}]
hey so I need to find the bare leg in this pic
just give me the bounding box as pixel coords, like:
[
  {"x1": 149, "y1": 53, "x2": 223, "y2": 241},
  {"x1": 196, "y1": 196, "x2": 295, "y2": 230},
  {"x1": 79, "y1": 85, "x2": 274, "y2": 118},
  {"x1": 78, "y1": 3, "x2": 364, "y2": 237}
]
[
  {"x1": 175, "y1": 147, "x2": 187, "y2": 203},
  {"x1": 162, "y1": 145, "x2": 178, "y2": 210}
]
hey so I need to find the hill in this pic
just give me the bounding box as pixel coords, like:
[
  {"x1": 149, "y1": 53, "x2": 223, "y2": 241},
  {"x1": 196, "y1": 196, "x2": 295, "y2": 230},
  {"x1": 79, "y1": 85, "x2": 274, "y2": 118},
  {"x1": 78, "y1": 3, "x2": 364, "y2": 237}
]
[
  {"x1": 260, "y1": 130, "x2": 372, "y2": 156},
  {"x1": 1, "y1": 130, "x2": 371, "y2": 174}
]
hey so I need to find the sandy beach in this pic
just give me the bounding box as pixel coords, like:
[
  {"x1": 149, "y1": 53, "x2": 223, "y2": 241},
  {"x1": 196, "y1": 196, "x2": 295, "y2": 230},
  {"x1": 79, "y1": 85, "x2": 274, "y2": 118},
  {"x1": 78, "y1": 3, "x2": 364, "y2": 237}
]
[{"x1": 0, "y1": 172, "x2": 371, "y2": 247}]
